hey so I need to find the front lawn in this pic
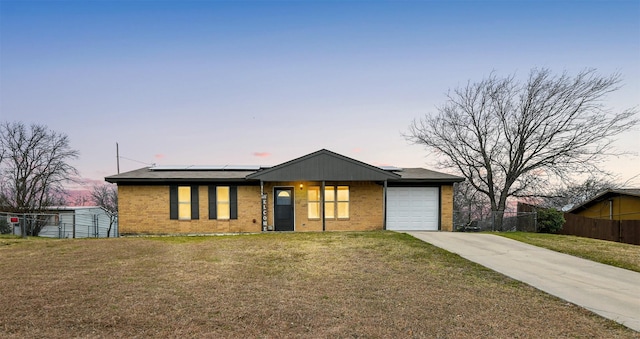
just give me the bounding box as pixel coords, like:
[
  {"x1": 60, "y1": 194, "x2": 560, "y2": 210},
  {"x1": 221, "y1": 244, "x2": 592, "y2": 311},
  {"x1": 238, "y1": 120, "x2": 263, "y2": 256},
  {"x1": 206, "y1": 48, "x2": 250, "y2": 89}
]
[
  {"x1": 498, "y1": 232, "x2": 640, "y2": 273},
  {"x1": 0, "y1": 232, "x2": 635, "y2": 338}
]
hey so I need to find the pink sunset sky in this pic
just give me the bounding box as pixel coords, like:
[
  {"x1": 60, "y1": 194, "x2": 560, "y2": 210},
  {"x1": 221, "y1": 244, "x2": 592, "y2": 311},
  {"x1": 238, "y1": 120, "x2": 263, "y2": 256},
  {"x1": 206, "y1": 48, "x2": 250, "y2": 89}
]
[{"x1": 1, "y1": 1, "x2": 638, "y2": 196}]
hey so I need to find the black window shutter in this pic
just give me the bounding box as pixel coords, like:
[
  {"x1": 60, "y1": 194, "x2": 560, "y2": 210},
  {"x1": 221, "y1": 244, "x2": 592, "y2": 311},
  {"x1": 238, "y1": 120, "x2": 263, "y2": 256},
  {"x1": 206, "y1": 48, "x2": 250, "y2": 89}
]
[
  {"x1": 169, "y1": 185, "x2": 178, "y2": 220},
  {"x1": 230, "y1": 186, "x2": 238, "y2": 220},
  {"x1": 208, "y1": 185, "x2": 217, "y2": 219},
  {"x1": 191, "y1": 185, "x2": 199, "y2": 220}
]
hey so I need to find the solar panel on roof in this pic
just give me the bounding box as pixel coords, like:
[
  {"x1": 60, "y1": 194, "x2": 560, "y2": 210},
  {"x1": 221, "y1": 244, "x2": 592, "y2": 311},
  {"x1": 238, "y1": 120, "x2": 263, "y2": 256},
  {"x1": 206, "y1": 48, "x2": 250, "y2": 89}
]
[
  {"x1": 379, "y1": 166, "x2": 403, "y2": 172},
  {"x1": 150, "y1": 165, "x2": 262, "y2": 171}
]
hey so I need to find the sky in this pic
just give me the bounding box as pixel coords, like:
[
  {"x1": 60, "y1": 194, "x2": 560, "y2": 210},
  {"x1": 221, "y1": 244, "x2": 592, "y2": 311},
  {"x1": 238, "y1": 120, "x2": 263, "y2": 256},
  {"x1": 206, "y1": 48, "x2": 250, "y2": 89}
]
[{"x1": 1, "y1": 0, "x2": 639, "y2": 189}]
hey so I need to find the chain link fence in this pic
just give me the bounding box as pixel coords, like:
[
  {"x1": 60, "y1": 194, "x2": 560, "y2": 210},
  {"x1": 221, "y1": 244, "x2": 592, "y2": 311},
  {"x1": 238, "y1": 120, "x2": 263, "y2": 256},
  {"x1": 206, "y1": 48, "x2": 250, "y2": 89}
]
[
  {"x1": 0, "y1": 211, "x2": 117, "y2": 238},
  {"x1": 454, "y1": 210, "x2": 537, "y2": 232}
]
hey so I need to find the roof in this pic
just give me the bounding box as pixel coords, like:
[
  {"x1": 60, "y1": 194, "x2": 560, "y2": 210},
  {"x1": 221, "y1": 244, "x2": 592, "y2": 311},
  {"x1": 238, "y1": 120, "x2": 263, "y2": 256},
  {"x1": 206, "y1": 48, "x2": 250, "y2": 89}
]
[
  {"x1": 150, "y1": 165, "x2": 265, "y2": 171},
  {"x1": 42, "y1": 206, "x2": 110, "y2": 213},
  {"x1": 246, "y1": 149, "x2": 400, "y2": 181},
  {"x1": 105, "y1": 149, "x2": 464, "y2": 184},
  {"x1": 105, "y1": 167, "x2": 256, "y2": 183},
  {"x1": 46, "y1": 206, "x2": 104, "y2": 210},
  {"x1": 568, "y1": 188, "x2": 640, "y2": 213},
  {"x1": 392, "y1": 168, "x2": 465, "y2": 182}
]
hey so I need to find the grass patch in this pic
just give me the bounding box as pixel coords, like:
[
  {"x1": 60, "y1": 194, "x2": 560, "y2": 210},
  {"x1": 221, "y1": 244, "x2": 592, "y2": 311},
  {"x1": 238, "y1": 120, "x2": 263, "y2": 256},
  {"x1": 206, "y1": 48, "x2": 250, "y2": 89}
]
[
  {"x1": 0, "y1": 234, "x2": 56, "y2": 247},
  {"x1": 498, "y1": 232, "x2": 640, "y2": 273},
  {"x1": 0, "y1": 231, "x2": 636, "y2": 338}
]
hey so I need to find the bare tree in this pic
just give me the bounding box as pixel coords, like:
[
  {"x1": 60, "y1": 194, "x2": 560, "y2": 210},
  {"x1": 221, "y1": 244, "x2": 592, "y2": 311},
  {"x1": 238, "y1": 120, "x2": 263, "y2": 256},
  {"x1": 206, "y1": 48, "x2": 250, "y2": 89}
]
[
  {"x1": 91, "y1": 183, "x2": 118, "y2": 237},
  {"x1": 453, "y1": 181, "x2": 491, "y2": 228},
  {"x1": 0, "y1": 122, "x2": 79, "y2": 235},
  {"x1": 536, "y1": 175, "x2": 622, "y2": 210},
  {"x1": 408, "y1": 68, "x2": 638, "y2": 226}
]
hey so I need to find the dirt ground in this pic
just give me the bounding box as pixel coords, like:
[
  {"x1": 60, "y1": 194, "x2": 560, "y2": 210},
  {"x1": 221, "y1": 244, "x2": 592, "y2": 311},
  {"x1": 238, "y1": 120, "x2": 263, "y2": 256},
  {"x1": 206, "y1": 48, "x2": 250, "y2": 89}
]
[{"x1": 0, "y1": 231, "x2": 637, "y2": 338}]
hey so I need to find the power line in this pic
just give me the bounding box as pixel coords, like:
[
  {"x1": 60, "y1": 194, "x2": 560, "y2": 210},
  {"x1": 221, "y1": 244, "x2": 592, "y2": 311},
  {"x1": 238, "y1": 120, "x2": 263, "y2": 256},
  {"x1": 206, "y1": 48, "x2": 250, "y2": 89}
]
[{"x1": 118, "y1": 156, "x2": 154, "y2": 166}]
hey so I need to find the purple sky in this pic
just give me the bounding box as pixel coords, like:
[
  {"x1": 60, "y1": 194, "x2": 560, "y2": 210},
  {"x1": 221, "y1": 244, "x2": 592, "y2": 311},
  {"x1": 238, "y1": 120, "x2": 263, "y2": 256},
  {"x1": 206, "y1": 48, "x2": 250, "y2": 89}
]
[{"x1": 1, "y1": 1, "x2": 638, "y2": 189}]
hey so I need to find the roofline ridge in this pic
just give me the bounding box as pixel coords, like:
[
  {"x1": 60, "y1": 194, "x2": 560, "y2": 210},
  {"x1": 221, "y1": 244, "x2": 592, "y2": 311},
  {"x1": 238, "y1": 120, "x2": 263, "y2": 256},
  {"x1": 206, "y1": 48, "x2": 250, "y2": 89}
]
[{"x1": 246, "y1": 149, "x2": 400, "y2": 180}]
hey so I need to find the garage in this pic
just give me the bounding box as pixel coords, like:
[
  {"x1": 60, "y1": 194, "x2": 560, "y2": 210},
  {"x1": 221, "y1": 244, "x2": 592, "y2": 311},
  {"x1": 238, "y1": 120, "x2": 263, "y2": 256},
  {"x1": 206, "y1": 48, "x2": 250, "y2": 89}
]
[{"x1": 386, "y1": 187, "x2": 439, "y2": 231}]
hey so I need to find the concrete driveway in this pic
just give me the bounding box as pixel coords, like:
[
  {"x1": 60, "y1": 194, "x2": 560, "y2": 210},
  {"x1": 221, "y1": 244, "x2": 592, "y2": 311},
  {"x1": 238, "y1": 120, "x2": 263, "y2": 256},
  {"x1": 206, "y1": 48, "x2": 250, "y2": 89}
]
[{"x1": 405, "y1": 231, "x2": 640, "y2": 332}]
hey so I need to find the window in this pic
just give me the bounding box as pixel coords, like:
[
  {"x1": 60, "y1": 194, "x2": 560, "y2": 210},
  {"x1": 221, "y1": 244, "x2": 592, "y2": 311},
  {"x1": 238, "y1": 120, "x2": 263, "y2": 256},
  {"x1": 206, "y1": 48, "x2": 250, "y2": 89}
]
[
  {"x1": 209, "y1": 185, "x2": 238, "y2": 220},
  {"x1": 337, "y1": 186, "x2": 349, "y2": 219},
  {"x1": 308, "y1": 186, "x2": 320, "y2": 219},
  {"x1": 170, "y1": 185, "x2": 199, "y2": 220},
  {"x1": 178, "y1": 186, "x2": 191, "y2": 220},
  {"x1": 325, "y1": 186, "x2": 335, "y2": 219},
  {"x1": 277, "y1": 190, "x2": 292, "y2": 205},
  {"x1": 217, "y1": 186, "x2": 230, "y2": 220},
  {"x1": 324, "y1": 185, "x2": 349, "y2": 219}
]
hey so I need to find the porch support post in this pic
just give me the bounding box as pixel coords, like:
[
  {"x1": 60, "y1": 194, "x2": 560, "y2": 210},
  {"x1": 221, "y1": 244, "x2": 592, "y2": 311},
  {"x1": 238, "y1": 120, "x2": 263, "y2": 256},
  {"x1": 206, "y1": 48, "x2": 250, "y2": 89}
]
[
  {"x1": 383, "y1": 180, "x2": 387, "y2": 230},
  {"x1": 321, "y1": 180, "x2": 326, "y2": 232}
]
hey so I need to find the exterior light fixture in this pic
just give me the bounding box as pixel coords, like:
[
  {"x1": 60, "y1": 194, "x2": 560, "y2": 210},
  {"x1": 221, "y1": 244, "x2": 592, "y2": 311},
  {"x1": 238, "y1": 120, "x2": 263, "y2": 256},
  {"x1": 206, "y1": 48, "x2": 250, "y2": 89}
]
[{"x1": 299, "y1": 184, "x2": 303, "y2": 190}]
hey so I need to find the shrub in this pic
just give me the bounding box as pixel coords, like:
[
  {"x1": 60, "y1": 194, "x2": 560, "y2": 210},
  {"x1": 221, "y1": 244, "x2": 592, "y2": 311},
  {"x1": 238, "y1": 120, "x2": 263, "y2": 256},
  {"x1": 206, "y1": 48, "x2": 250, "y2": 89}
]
[
  {"x1": 537, "y1": 208, "x2": 565, "y2": 233},
  {"x1": 0, "y1": 219, "x2": 12, "y2": 234}
]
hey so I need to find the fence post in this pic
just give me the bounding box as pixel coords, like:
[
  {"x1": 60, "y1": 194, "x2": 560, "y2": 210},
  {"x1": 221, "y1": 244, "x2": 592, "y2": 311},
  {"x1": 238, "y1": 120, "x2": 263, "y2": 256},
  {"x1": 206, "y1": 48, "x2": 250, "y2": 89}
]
[
  {"x1": 618, "y1": 220, "x2": 622, "y2": 243},
  {"x1": 20, "y1": 214, "x2": 26, "y2": 238}
]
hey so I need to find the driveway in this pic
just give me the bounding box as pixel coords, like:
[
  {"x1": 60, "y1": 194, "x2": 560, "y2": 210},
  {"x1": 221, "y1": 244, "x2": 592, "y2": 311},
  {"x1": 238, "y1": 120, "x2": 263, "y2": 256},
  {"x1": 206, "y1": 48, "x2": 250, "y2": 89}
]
[{"x1": 405, "y1": 231, "x2": 640, "y2": 332}]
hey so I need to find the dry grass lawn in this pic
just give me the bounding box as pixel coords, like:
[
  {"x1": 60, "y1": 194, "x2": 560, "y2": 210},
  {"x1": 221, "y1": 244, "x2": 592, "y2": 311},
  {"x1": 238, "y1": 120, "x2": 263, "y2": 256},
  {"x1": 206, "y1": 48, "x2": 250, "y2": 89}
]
[{"x1": 0, "y1": 231, "x2": 637, "y2": 338}]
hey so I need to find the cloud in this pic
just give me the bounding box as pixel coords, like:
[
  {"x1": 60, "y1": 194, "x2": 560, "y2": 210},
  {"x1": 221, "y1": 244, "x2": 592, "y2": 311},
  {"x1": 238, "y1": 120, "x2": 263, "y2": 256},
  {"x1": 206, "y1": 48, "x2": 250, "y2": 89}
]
[
  {"x1": 252, "y1": 152, "x2": 271, "y2": 158},
  {"x1": 154, "y1": 154, "x2": 165, "y2": 160}
]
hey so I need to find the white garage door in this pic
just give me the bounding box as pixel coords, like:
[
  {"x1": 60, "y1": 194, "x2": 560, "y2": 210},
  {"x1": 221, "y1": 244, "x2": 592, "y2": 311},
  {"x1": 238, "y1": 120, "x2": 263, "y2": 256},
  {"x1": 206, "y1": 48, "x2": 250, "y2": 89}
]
[{"x1": 386, "y1": 187, "x2": 439, "y2": 231}]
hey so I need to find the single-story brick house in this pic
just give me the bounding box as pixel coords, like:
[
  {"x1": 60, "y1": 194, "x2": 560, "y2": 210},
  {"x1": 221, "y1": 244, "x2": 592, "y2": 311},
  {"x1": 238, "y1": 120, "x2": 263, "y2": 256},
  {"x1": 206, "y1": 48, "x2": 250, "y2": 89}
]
[
  {"x1": 568, "y1": 188, "x2": 640, "y2": 220},
  {"x1": 105, "y1": 149, "x2": 463, "y2": 234}
]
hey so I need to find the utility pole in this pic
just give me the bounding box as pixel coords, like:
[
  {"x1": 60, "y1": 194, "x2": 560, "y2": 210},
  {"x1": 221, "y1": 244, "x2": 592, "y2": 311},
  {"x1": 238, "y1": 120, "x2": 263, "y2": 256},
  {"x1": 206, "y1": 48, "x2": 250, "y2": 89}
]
[{"x1": 116, "y1": 142, "x2": 120, "y2": 174}]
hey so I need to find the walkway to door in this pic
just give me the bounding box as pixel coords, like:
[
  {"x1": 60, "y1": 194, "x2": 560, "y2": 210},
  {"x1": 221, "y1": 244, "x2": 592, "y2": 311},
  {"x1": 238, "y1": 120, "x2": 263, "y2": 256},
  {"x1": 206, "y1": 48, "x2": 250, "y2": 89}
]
[{"x1": 405, "y1": 231, "x2": 640, "y2": 332}]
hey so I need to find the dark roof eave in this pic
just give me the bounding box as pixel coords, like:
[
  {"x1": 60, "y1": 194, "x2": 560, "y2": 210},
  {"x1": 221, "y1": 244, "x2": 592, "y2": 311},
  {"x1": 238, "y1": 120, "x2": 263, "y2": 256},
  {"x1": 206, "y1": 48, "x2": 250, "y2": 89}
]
[
  {"x1": 389, "y1": 178, "x2": 465, "y2": 184},
  {"x1": 106, "y1": 176, "x2": 465, "y2": 184}
]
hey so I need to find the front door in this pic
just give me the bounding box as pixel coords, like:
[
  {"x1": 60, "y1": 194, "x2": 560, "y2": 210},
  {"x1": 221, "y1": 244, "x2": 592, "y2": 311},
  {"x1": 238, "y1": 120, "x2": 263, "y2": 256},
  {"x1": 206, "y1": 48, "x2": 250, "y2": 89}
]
[{"x1": 274, "y1": 188, "x2": 294, "y2": 231}]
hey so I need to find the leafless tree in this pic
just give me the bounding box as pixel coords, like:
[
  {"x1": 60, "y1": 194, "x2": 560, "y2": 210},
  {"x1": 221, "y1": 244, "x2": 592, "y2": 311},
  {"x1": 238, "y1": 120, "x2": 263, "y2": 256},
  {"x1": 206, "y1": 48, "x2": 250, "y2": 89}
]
[
  {"x1": 453, "y1": 181, "x2": 491, "y2": 228},
  {"x1": 408, "y1": 68, "x2": 638, "y2": 227},
  {"x1": 0, "y1": 122, "x2": 79, "y2": 235},
  {"x1": 91, "y1": 183, "x2": 118, "y2": 237},
  {"x1": 536, "y1": 175, "x2": 625, "y2": 211}
]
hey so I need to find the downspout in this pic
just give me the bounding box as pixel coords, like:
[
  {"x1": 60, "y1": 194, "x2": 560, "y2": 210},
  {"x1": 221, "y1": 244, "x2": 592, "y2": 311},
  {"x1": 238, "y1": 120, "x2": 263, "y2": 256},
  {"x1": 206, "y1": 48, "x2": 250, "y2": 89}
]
[
  {"x1": 382, "y1": 180, "x2": 387, "y2": 230},
  {"x1": 321, "y1": 180, "x2": 326, "y2": 232},
  {"x1": 609, "y1": 199, "x2": 613, "y2": 220}
]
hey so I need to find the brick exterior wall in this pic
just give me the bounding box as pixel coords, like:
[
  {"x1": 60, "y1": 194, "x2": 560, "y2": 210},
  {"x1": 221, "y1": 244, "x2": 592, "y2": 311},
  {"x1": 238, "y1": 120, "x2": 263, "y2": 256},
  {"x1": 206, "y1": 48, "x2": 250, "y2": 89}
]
[
  {"x1": 263, "y1": 181, "x2": 384, "y2": 232},
  {"x1": 117, "y1": 181, "x2": 455, "y2": 234},
  {"x1": 118, "y1": 185, "x2": 262, "y2": 234},
  {"x1": 440, "y1": 184, "x2": 454, "y2": 231}
]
